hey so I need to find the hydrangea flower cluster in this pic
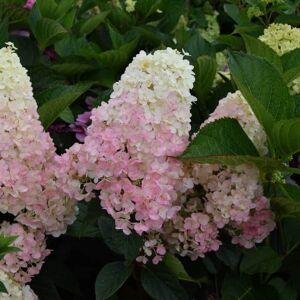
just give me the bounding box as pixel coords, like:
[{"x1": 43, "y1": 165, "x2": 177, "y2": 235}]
[
  {"x1": 192, "y1": 91, "x2": 275, "y2": 247},
  {"x1": 59, "y1": 48, "x2": 196, "y2": 237},
  {"x1": 0, "y1": 269, "x2": 37, "y2": 300},
  {"x1": 0, "y1": 44, "x2": 77, "y2": 237},
  {"x1": 0, "y1": 222, "x2": 50, "y2": 283},
  {"x1": 0, "y1": 43, "x2": 78, "y2": 283},
  {"x1": 59, "y1": 49, "x2": 275, "y2": 264},
  {"x1": 125, "y1": 0, "x2": 137, "y2": 12},
  {"x1": 259, "y1": 23, "x2": 300, "y2": 95}
]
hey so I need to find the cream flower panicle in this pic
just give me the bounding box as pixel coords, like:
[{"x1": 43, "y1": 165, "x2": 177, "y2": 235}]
[{"x1": 259, "y1": 23, "x2": 300, "y2": 95}]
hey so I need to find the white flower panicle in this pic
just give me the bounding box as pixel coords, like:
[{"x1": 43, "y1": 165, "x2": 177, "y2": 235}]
[{"x1": 111, "y1": 48, "x2": 196, "y2": 137}]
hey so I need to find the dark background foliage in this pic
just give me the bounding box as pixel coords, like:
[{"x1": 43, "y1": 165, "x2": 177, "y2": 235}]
[{"x1": 1, "y1": 0, "x2": 300, "y2": 299}]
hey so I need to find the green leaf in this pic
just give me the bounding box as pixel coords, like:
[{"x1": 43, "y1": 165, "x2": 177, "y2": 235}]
[
  {"x1": 55, "y1": 36, "x2": 87, "y2": 57},
  {"x1": 163, "y1": 253, "x2": 196, "y2": 283},
  {"x1": 242, "y1": 34, "x2": 282, "y2": 73},
  {"x1": 181, "y1": 118, "x2": 259, "y2": 159},
  {"x1": 79, "y1": 11, "x2": 109, "y2": 36},
  {"x1": 179, "y1": 119, "x2": 296, "y2": 174},
  {"x1": 0, "y1": 235, "x2": 17, "y2": 249},
  {"x1": 56, "y1": 0, "x2": 75, "y2": 18},
  {"x1": 141, "y1": 266, "x2": 188, "y2": 300},
  {"x1": 108, "y1": 7, "x2": 133, "y2": 32},
  {"x1": 282, "y1": 185, "x2": 300, "y2": 201},
  {"x1": 95, "y1": 38, "x2": 138, "y2": 68},
  {"x1": 51, "y1": 57, "x2": 97, "y2": 75},
  {"x1": 34, "y1": 18, "x2": 67, "y2": 50},
  {"x1": 275, "y1": 14, "x2": 300, "y2": 26},
  {"x1": 221, "y1": 273, "x2": 253, "y2": 300},
  {"x1": 36, "y1": 0, "x2": 58, "y2": 19},
  {"x1": 98, "y1": 216, "x2": 143, "y2": 261},
  {"x1": 240, "y1": 246, "x2": 282, "y2": 275},
  {"x1": 108, "y1": 25, "x2": 125, "y2": 49},
  {"x1": 194, "y1": 55, "x2": 217, "y2": 100},
  {"x1": 61, "y1": 7, "x2": 76, "y2": 30},
  {"x1": 95, "y1": 262, "x2": 133, "y2": 300},
  {"x1": 281, "y1": 49, "x2": 300, "y2": 83},
  {"x1": 158, "y1": 0, "x2": 186, "y2": 33},
  {"x1": 215, "y1": 245, "x2": 242, "y2": 271},
  {"x1": 224, "y1": 4, "x2": 242, "y2": 23},
  {"x1": 268, "y1": 278, "x2": 297, "y2": 300},
  {"x1": 0, "y1": 235, "x2": 20, "y2": 259},
  {"x1": 67, "y1": 200, "x2": 102, "y2": 239},
  {"x1": 135, "y1": 0, "x2": 162, "y2": 20},
  {"x1": 184, "y1": 31, "x2": 215, "y2": 61},
  {"x1": 228, "y1": 52, "x2": 294, "y2": 135},
  {"x1": 271, "y1": 197, "x2": 300, "y2": 219},
  {"x1": 38, "y1": 82, "x2": 92, "y2": 129},
  {"x1": 59, "y1": 107, "x2": 74, "y2": 123},
  {"x1": 216, "y1": 35, "x2": 243, "y2": 50},
  {"x1": 271, "y1": 118, "x2": 300, "y2": 158},
  {"x1": 0, "y1": 281, "x2": 7, "y2": 294}
]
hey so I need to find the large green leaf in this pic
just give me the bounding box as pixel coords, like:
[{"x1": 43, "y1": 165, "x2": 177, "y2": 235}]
[
  {"x1": 271, "y1": 118, "x2": 300, "y2": 158},
  {"x1": 181, "y1": 118, "x2": 259, "y2": 159},
  {"x1": 179, "y1": 118, "x2": 299, "y2": 174},
  {"x1": 37, "y1": 82, "x2": 92, "y2": 129},
  {"x1": 34, "y1": 18, "x2": 67, "y2": 50},
  {"x1": 98, "y1": 216, "x2": 143, "y2": 262},
  {"x1": 228, "y1": 52, "x2": 295, "y2": 135},
  {"x1": 240, "y1": 246, "x2": 282, "y2": 275},
  {"x1": 141, "y1": 266, "x2": 188, "y2": 300},
  {"x1": 95, "y1": 262, "x2": 133, "y2": 300},
  {"x1": 242, "y1": 34, "x2": 282, "y2": 72},
  {"x1": 79, "y1": 11, "x2": 109, "y2": 36},
  {"x1": 281, "y1": 48, "x2": 300, "y2": 83}
]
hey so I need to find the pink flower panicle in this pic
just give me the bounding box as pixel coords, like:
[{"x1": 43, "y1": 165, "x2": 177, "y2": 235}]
[
  {"x1": 0, "y1": 44, "x2": 78, "y2": 237},
  {"x1": 58, "y1": 48, "x2": 196, "y2": 236},
  {"x1": 0, "y1": 222, "x2": 50, "y2": 283}
]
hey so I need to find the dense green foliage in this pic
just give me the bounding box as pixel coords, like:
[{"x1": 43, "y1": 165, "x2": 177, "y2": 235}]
[{"x1": 1, "y1": 0, "x2": 300, "y2": 299}]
